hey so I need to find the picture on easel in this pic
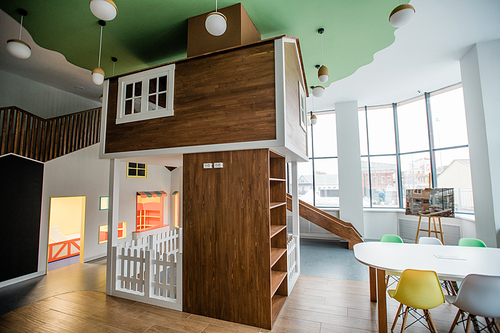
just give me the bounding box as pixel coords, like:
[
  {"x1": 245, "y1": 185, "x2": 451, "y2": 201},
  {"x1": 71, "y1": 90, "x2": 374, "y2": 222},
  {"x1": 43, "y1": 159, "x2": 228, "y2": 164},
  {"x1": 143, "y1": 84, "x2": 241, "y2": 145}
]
[{"x1": 405, "y1": 188, "x2": 454, "y2": 218}]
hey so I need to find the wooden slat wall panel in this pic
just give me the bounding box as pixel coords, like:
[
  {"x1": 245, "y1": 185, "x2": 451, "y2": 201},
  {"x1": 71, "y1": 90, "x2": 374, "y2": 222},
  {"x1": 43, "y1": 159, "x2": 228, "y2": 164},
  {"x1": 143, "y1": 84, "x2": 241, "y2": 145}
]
[
  {"x1": 284, "y1": 42, "x2": 307, "y2": 156},
  {"x1": 0, "y1": 106, "x2": 101, "y2": 162},
  {"x1": 183, "y1": 149, "x2": 272, "y2": 329},
  {"x1": 105, "y1": 41, "x2": 276, "y2": 154}
]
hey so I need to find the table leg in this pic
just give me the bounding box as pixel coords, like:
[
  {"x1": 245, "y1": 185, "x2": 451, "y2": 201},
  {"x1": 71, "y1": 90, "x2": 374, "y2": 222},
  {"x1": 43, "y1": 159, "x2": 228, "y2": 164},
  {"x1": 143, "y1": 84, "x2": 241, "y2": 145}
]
[
  {"x1": 415, "y1": 216, "x2": 421, "y2": 243},
  {"x1": 370, "y1": 267, "x2": 377, "y2": 302},
  {"x1": 377, "y1": 268, "x2": 388, "y2": 333}
]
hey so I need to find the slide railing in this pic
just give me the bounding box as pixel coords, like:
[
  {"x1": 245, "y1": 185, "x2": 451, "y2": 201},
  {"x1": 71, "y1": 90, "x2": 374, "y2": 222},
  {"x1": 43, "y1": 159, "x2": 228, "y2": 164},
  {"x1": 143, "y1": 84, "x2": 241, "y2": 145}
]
[{"x1": 286, "y1": 193, "x2": 363, "y2": 249}]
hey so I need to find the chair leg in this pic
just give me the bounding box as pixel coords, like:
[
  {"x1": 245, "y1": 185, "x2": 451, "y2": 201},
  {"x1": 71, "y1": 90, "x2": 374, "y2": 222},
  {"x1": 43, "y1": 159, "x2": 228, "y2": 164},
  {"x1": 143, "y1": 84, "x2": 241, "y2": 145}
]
[
  {"x1": 391, "y1": 303, "x2": 403, "y2": 332},
  {"x1": 424, "y1": 309, "x2": 439, "y2": 333},
  {"x1": 485, "y1": 318, "x2": 495, "y2": 333},
  {"x1": 400, "y1": 307, "x2": 410, "y2": 333},
  {"x1": 448, "y1": 310, "x2": 463, "y2": 333},
  {"x1": 493, "y1": 318, "x2": 500, "y2": 333},
  {"x1": 465, "y1": 315, "x2": 472, "y2": 333}
]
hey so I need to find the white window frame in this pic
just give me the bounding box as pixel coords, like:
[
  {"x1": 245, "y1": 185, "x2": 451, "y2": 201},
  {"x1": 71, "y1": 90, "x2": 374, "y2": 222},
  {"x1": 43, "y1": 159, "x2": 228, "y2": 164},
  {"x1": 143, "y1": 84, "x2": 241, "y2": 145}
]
[{"x1": 116, "y1": 64, "x2": 175, "y2": 124}]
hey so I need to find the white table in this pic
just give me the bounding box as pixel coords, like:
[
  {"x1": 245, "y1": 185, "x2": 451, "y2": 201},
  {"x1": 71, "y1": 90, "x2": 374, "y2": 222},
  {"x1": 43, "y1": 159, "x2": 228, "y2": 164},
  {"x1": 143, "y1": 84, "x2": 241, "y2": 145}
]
[{"x1": 353, "y1": 242, "x2": 500, "y2": 333}]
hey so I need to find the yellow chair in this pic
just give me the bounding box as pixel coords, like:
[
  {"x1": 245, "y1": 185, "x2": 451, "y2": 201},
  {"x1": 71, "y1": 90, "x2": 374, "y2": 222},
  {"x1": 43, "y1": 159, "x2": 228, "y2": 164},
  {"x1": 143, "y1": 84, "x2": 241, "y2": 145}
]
[{"x1": 388, "y1": 269, "x2": 445, "y2": 333}]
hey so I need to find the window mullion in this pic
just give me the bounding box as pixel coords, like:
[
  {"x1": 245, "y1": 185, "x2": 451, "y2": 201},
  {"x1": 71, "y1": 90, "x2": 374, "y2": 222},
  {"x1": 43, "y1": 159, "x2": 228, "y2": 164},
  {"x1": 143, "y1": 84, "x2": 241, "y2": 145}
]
[
  {"x1": 425, "y1": 92, "x2": 437, "y2": 188},
  {"x1": 393, "y1": 102, "x2": 403, "y2": 208}
]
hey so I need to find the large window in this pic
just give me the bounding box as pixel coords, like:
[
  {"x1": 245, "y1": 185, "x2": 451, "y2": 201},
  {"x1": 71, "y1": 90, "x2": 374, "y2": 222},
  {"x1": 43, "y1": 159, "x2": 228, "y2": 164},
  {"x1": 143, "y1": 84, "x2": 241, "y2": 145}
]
[
  {"x1": 297, "y1": 111, "x2": 339, "y2": 207},
  {"x1": 290, "y1": 84, "x2": 472, "y2": 213},
  {"x1": 359, "y1": 84, "x2": 472, "y2": 213}
]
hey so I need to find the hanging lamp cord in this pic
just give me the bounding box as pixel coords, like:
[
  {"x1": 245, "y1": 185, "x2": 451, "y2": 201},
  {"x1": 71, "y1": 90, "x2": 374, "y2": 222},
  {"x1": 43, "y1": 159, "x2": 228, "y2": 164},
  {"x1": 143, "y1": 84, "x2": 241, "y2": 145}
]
[
  {"x1": 98, "y1": 25, "x2": 103, "y2": 68},
  {"x1": 19, "y1": 15, "x2": 24, "y2": 40},
  {"x1": 215, "y1": 0, "x2": 218, "y2": 12},
  {"x1": 320, "y1": 33, "x2": 324, "y2": 66}
]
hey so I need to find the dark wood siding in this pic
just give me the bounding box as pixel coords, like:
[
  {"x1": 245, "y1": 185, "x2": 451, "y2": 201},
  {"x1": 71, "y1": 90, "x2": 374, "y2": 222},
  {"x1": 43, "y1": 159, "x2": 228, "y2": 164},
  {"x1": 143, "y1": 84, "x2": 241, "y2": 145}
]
[
  {"x1": 104, "y1": 41, "x2": 276, "y2": 154},
  {"x1": 183, "y1": 149, "x2": 272, "y2": 328}
]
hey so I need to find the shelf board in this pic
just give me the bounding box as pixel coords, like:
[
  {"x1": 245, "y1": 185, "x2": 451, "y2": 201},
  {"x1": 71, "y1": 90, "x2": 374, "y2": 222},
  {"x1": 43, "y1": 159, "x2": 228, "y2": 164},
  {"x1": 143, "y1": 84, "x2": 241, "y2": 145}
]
[
  {"x1": 271, "y1": 270, "x2": 287, "y2": 297},
  {"x1": 271, "y1": 294, "x2": 287, "y2": 326},
  {"x1": 270, "y1": 248, "x2": 286, "y2": 267},
  {"x1": 270, "y1": 178, "x2": 286, "y2": 182},
  {"x1": 270, "y1": 225, "x2": 286, "y2": 238},
  {"x1": 270, "y1": 202, "x2": 286, "y2": 209}
]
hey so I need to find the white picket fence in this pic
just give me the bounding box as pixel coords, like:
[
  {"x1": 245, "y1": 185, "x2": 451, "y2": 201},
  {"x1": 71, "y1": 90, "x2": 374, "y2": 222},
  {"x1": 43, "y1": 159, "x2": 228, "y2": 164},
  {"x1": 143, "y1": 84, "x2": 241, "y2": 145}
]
[
  {"x1": 287, "y1": 235, "x2": 299, "y2": 293},
  {"x1": 111, "y1": 228, "x2": 182, "y2": 310}
]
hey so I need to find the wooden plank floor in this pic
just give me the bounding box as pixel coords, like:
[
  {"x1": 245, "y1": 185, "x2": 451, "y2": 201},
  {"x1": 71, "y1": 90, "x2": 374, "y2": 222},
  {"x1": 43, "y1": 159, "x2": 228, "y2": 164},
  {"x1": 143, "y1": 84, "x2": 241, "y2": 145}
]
[{"x1": 1, "y1": 274, "x2": 468, "y2": 333}]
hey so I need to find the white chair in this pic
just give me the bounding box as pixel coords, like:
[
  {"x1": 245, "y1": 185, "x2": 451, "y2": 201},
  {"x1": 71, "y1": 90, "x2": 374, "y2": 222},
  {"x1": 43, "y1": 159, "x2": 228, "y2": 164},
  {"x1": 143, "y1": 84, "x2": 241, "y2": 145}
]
[
  {"x1": 446, "y1": 274, "x2": 500, "y2": 333},
  {"x1": 418, "y1": 236, "x2": 443, "y2": 245},
  {"x1": 418, "y1": 236, "x2": 457, "y2": 295}
]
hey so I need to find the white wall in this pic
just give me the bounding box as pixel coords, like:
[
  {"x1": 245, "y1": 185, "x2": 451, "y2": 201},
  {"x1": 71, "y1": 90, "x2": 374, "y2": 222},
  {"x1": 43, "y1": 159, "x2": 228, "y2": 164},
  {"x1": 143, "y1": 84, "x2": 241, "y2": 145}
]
[
  {"x1": 335, "y1": 101, "x2": 365, "y2": 235},
  {"x1": 40, "y1": 144, "x2": 172, "y2": 272},
  {"x1": 460, "y1": 39, "x2": 500, "y2": 247},
  {"x1": 0, "y1": 69, "x2": 101, "y2": 118}
]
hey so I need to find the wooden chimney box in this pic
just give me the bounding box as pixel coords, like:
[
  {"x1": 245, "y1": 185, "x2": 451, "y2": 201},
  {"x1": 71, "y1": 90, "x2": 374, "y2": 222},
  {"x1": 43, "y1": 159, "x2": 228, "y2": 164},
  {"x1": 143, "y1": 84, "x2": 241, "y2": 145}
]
[{"x1": 187, "y1": 3, "x2": 261, "y2": 57}]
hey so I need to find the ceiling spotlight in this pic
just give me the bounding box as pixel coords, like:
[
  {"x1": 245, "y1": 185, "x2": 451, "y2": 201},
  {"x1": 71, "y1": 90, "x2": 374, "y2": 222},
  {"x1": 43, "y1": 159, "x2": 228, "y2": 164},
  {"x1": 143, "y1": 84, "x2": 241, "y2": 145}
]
[
  {"x1": 89, "y1": 0, "x2": 117, "y2": 21},
  {"x1": 312, "y1": 86, "x2": 325, "y2": 98},
  {"x1": 205, "y1": 0, "x2": 227, "y2": 36},
  {"x1": 389, "y1": 2, "x2": 415, "y2": 27},
  {"x1": 317, "y1": 28, "x2": 329, "y2": 83},
  {"x1": 6, "y1": 9, "x2": 31, "y2": 60},
  {"x1": 310, "y1": 114, "x2": 318, "y2": 125},
  {"x1": 92, "y1": 20, "x2": 106, "y2": 86}
]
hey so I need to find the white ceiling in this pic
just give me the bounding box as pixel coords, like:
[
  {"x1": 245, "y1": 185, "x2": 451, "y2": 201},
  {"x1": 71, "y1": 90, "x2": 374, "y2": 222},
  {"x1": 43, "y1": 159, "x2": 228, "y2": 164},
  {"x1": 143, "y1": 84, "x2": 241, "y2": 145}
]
[
  {"x1": 314, "y1": 0, "x2": 500, "y2": 111},
  {"x1": 1, "y1": 0, "x2": 500, "y2": 112}
]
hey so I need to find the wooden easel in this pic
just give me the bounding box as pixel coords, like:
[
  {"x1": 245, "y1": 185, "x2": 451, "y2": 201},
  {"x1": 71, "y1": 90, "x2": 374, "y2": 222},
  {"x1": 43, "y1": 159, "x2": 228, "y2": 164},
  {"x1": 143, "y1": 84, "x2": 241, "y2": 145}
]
[
  {"x1": 414, "y1": 174, "x2": 445, "y2": 244},
  {"x1": 415, "y1": 214, "x2": 445, "y2": 244}
]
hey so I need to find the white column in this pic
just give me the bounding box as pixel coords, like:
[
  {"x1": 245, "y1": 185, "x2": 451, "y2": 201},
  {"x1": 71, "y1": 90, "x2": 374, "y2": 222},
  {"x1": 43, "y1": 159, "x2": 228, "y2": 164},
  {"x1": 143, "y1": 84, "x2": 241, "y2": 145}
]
[
  {"x1": 460, "y1": 39, "x2": 500, "y2": 247},
  {"x1": 106, "y1": 158, "x2": 120, "y2": 294},
  {"x1": 335, "y1": 101, "x2": 364, "y2": 236},
  {"x1": 291, "y1": 161, "x2": 300, "y2": 274}
]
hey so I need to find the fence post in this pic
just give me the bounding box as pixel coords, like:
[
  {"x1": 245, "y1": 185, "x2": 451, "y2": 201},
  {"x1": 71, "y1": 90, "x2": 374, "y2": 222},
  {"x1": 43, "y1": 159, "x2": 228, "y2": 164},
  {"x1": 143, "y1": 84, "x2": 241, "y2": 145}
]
[
  {"x1": 144, "y1": 249, "x2": 150, "y2": 298},
  {"x1": 111, "y1": 246, "x2": 117, "y2": 295}
]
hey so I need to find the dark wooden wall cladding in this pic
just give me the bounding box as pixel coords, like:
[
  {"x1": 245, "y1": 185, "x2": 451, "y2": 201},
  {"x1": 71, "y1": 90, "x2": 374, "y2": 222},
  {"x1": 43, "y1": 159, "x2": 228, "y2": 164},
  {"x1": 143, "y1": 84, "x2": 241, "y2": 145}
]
[
  {"x1": 0, "y1": 154, "x2": 43, "y2": 282},
  {"x1": 104, "y1": 41, "x2": 276, "y2": 154},
  {"x1": 0, "y1": 106, "x2": 101, "y2": 162},
  {"x1": 183, "y1": 149, "x2": 272, "y2": 328},
  {"x1": 284, "y1": 42, "x2": 307, "y2": 156}
]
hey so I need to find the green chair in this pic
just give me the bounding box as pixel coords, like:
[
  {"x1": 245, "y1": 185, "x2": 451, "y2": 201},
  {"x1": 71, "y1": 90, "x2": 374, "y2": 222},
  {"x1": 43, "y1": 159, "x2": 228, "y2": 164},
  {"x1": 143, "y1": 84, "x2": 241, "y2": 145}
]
[
  {"x1": 389, "y1": 269, "x2": 445, "y2": 333},
  {"x1": 380, "y1": 234, "x2": 404, "y2": 287},
  {"x1": 458, "y1": 238, "x2": 487, "y2": 247},
  {"x1": 380, "y1": 234, "x2": 404, "y2": 243}
]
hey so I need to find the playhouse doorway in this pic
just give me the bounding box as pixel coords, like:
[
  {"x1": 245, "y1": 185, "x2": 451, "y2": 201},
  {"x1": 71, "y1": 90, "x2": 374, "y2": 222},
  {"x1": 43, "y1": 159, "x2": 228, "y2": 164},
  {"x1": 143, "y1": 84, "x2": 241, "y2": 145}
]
[{"x1": 47, "y1": 196, "x2": 86, "y2": 270}]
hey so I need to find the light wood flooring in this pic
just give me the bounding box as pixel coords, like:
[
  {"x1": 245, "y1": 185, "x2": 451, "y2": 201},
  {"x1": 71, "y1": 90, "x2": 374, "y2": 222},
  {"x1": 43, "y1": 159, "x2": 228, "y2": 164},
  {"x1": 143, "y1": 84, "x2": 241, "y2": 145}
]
[{"x1": 0, "y1": 274, "x2": 468, "y2": 333}]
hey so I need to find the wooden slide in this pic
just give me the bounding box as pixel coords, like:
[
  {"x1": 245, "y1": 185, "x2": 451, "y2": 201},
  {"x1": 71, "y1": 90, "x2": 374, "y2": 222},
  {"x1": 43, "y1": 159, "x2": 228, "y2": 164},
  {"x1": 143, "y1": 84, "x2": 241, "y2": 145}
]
[{"x1": 286, "y1": 193, "x2": 363, "y2": 249}]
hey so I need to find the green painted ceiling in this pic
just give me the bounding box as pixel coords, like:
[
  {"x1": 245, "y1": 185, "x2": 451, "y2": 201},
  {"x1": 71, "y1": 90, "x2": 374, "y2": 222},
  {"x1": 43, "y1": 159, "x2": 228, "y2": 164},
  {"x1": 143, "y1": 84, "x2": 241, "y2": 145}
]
[{"x1": 1, "y1": 0, "x2": 403, "y2": 89}]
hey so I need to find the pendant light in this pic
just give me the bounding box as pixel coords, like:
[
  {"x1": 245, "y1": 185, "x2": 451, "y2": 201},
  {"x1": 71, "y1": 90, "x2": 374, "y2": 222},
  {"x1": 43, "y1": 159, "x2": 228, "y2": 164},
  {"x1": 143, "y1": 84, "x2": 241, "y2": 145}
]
[
  {"x1": 205, "y1": 0, "x2": 227, "y2": 36},
  {"x1": 6, "y1": 9, "x2": 32, "y2": 60},
  {"x1": 317, "y1": 28, "x2": 329, "y2": 83},
  {"x1": 312, "y1": 85, "x2": 325, "y2": 98},
  {"x1": 389, "y1": 1, "x2": 415, "y2": 27},
  {"x1": 92, "y1": 20, "x2": 106, "y2": 86},
  {"x1": 310, "y1": 114, "x2": 318, "y2": 125},
  {"x1": 89, "y1": 0, "x2": 117, "y2": 21}
]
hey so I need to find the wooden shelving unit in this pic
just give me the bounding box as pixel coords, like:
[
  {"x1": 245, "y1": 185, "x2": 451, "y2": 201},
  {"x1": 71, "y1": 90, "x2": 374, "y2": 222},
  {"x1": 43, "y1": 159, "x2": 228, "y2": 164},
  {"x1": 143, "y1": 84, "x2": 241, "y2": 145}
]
[{"x1": 269, "y1": 150, "x2": 288, "y2": 327}]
